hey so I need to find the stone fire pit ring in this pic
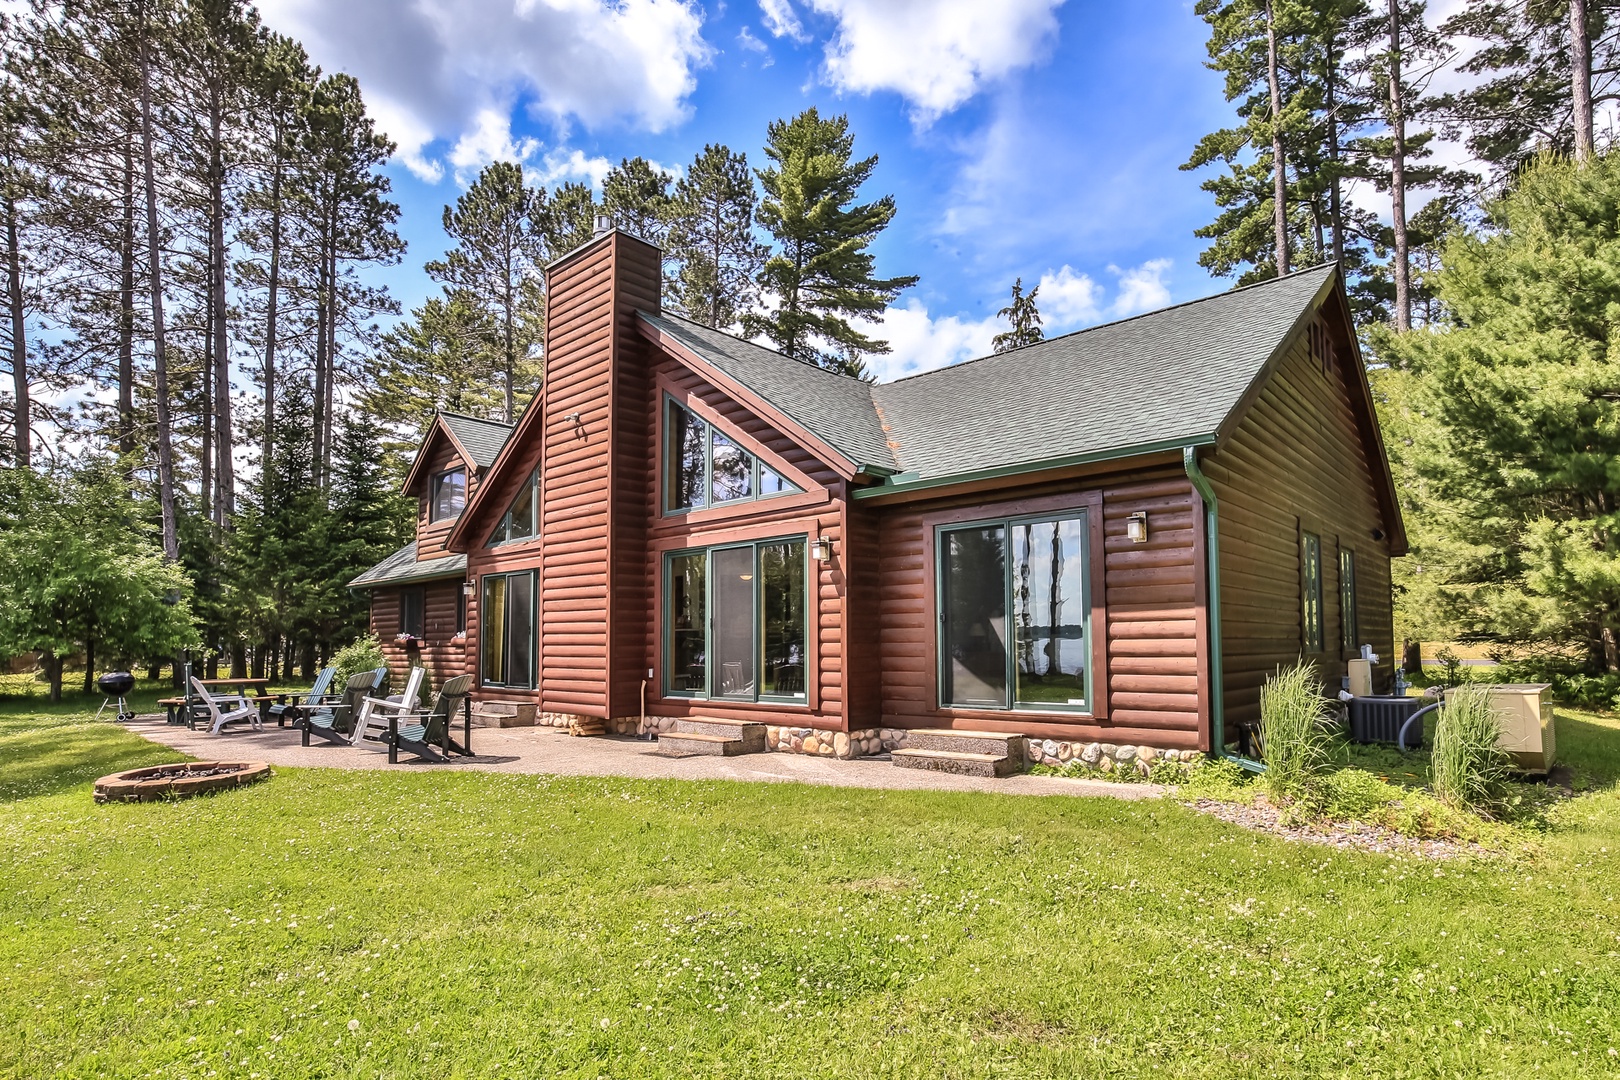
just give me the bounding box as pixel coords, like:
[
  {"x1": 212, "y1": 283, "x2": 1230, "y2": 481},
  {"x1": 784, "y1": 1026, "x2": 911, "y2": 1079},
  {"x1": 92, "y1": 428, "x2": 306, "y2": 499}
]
[{"x1": 94, "y1": 761, "x2": 271, "y2": 804}]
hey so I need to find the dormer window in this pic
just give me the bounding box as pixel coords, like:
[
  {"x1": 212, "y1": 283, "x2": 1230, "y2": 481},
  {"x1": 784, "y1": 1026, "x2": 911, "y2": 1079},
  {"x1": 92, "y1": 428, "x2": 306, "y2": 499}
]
[
  {"x1": 430, "y1": 468, "x2": 466, "y2": 522},
  {"x1": 664, "y1": 398, "x2": 800, "y2": 513}
]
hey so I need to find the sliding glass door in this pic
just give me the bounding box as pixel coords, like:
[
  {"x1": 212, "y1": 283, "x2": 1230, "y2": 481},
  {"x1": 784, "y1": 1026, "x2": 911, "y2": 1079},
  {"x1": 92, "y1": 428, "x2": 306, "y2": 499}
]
[
  {"x1": 481, "y1": 571, "x2": 536, "y2": 689},
  {"x1": 938, "y1": 511, "x2": 1091, "y2": 712},
  {"x1": 664, "y1": 538, "x2": 808, "y2": 702}
]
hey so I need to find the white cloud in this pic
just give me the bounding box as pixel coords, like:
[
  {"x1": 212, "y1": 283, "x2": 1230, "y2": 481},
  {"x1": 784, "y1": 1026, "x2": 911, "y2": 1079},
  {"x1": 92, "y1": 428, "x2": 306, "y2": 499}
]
[
  {"x1": 1035, "y1": 265, "x2": 1102, "y2": 328},
  {"x1": 1109, "y1": 258, "x2": 1172, "y2": 317},
  {"x1": 448, "y1": 108, "x2": 541, "y2": 183},
  {"x1": 854, "y1": 300, "x2": 1003, "y2": 382},
  {"x1": 805, "y1": 0, "x2": 1066, "y2": 122},
  {"x1": 256, "y1": 0, "x2": 712, "y2": 183},
  {"x1": 758, "y1": 0, "x2": 808, "y2": 41},
  {"x1": 534, "y1": 148, "x2": 614, "y2": 189}
]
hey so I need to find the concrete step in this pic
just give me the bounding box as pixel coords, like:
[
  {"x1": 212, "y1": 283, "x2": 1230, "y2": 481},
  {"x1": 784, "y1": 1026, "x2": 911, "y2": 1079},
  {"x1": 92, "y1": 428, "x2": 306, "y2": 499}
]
[
  {"x1": 671, "y1": 717, "x2": 767, "y2": 752},
  {"x1": 657, "y1": 731, "x2": 755, "y2": 757},
  {"x1": 890, "y1": 747, "x2": 1020, "y2": 778},
  {"x1": 905, "y1": 728, "x2": 1025, "y2": 763}
]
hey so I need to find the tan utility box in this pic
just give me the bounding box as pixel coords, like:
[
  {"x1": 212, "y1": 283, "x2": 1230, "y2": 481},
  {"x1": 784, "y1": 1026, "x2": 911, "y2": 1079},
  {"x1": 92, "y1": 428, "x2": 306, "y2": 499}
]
[
  {"x1": 1347, "y1": 659, "x2": 1374, "y2": 698},
  {"x1": 1447, "y1": 683, "x2": 1555, "y2": 774}
]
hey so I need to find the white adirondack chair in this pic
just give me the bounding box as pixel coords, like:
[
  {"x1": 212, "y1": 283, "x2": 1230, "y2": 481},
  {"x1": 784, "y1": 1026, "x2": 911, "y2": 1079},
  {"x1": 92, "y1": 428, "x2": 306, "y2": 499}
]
[
  {"x1": 354, "y1": 666, "x2": 426, "y2": 745},
  {"x1": 190, "y1": 677, "x2": 261, "y2": 735}
]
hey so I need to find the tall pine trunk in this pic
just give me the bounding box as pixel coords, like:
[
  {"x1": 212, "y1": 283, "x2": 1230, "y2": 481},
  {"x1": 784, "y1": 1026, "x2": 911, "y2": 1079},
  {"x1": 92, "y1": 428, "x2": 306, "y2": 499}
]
[
  {"x1": 4, "y1": 186, "x2": 25, "y2": 467},
  {"x1": 209, "y1": 82, "x2": 233, "y2": 524},
  {"x1": 1571, "y1": 0, "x2": 1594, "y2": 164},
  {"x1": 118, "y1": 132, "x2": 136, "y2": 466},
  {"x1": 262, "y1": 145, "x2": 282, "y2": 475},
  {"x1": 1325, "y1": 30, "x2": 1345, "y2": 267},
  {"x1": 503, "y1": 275, "x2": 515, "y2": 423},
  {"x1": 1265, "y1": 0, "x2": 1289, "y2": 276},
  {"x1": 1388, "y1": 0, "x2": 1411, "y2": 332},
  {"x1": 137, "y1": 1, "x2": 179, "y2": 560}
]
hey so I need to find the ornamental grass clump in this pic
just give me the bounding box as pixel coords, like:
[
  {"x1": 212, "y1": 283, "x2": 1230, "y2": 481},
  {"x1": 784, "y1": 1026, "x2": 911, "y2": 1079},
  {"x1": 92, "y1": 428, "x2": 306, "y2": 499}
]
[
  {"x1": 1431, "y1": 685, "x2": 1510, "y2": 813},
  {"x1": 1258, "y1": 661, "x2": 1333, "y2": 799}
]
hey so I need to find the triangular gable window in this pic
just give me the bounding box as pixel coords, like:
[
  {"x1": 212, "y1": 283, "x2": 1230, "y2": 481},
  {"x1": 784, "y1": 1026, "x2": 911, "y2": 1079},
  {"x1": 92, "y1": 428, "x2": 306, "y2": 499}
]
[
  {"x1": 488, "y1": 468, "x2": 539, "y2": 545},
  {"x1": 665, "y1": 398, "x2": 801, "y2": 513}
]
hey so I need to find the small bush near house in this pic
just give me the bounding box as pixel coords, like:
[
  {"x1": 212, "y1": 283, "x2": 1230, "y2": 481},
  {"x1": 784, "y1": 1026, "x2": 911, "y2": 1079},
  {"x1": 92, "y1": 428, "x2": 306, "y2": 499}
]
[
  {"x1": 331, "y1": 634, "x2": 387, "y2": 688},
  {"x1": 1430, "y1": 684, "x2": 1510, "y2": 813},
  {"x1": 1257, "y1": 661, "x2": 1333, "y2": 798}
]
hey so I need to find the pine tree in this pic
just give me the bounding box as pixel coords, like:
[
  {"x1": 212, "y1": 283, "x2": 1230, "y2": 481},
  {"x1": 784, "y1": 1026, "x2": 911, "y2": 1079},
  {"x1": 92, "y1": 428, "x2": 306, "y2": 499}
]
[
  {"x1": 745, "y1": 109, "x2": 917, "y2": 377},
  {"x1": 602, "y1": 156, "x2": 672, "y2": 248},
  {"x1": 1438, "y1": 0, "x2": 1618, "y2": 177},
  {"x1": 0, "y1": 14, "x2": 43, "y2": 466},
  {"x1": 544, "y1": 180, "x2": 598, "y2": 256},
  {"x1": 992, "y1": 278, "x2": 1043, "y2": 354},
  {"x1": 666, "y1": 143, "x2": 766, "y2": 331}
]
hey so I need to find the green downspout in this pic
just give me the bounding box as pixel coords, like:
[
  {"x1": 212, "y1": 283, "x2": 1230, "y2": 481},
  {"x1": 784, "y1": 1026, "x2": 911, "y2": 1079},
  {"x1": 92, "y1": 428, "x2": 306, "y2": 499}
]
[{"x1": 1183, "y1": 446, "x2": 1265, "y2": 773}]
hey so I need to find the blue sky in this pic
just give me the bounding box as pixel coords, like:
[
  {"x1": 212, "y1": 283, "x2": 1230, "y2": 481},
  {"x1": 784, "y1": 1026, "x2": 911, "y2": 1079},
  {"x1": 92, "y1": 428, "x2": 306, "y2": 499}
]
[{"x1": 257, "y1": 0, "x2": 1250, "y2": 381}]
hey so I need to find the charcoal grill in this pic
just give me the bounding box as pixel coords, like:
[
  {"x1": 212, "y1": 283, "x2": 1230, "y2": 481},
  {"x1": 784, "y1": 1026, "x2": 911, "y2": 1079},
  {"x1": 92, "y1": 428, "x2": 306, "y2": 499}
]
[{"x1": 95, "y1": 671, "x2": 136, "y2": 722}]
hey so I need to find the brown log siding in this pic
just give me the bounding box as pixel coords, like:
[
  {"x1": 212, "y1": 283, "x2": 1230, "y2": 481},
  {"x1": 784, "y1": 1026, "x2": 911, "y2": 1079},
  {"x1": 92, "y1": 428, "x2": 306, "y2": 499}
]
[
  {"x1": 367, "y1": 580, "x2": 466, "y2": 693},
  {"x1": 1204, "y1": 315, "x2": 1395, "y2": 732}
]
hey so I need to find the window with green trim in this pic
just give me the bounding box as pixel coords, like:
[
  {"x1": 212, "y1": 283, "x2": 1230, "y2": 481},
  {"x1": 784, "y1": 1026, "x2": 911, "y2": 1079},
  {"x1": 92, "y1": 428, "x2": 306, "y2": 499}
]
[
  {"x1": 1339, "y1": 547, "x2": 1358, "y2": 653},
  {"x1": 664, "y1": 398, "x2": 799, "y2": 513},
  {"x1": 1302, "y1": 531, "x2": 1324, "y2": 653},
  {"x1": 938, "y1": 512, "x2": 1091, "y2": 712},
  {"x1": 488, "y1": 469, "x2": 538, "y2": 545},
  {"x1": 664, "y1": 538, "x2": 808, "y2": 702}
]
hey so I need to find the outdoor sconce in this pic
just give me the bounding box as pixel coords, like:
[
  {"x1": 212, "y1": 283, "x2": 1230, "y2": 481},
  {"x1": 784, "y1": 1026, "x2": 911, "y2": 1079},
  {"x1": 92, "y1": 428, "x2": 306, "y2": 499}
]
[
  {"x1": 462, "y1": 580, "x2": 475, "y2": 597},
  {"x1": 1126, "y1": 511, "x2": 1149, "y2": 544},
  {"x1": 812, "y1": 537, "x2": 833, "y2": 562}
]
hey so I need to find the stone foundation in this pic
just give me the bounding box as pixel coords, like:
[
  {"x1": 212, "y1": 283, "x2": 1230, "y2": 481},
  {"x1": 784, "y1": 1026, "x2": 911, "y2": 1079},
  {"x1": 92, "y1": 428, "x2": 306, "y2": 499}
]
[
  {"x1": 761, "y1": 726, "x2": 914, "y2": 758},
  {"x1": 1023, "y1": 738, "x2": 1203, "y2": 776}
]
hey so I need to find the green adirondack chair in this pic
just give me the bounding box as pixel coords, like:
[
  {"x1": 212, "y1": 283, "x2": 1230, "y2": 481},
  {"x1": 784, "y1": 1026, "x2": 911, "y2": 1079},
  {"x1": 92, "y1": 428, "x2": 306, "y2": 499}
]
[
  {"x1": 299, "y1": 668, "x2": 386, "y2": 747},
  {"x1": 267, "y1": 666, "x2": 337, "y2": 727},
  {"x1": 386, "y1": 674, "x2": 475, "y2": 763}
]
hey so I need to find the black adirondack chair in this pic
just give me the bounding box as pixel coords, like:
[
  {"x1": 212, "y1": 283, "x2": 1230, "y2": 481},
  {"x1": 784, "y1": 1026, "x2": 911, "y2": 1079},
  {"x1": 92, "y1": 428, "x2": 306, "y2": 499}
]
[
  {"x1": 386, "y1": 674, "x2": 475, "y2": 763},
  {"x1": 299, "y1": 668, "x2": 387, "y2": 747}
]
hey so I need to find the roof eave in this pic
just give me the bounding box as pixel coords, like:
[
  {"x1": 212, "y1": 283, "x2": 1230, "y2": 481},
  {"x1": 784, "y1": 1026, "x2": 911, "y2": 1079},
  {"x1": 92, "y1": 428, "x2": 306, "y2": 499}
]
[
  {"x1": 850, "y1": 435, "x2": 1217, "y2": 502},
  {"x1": 348, "y1": 555, "x2": 468, "y2": 590}
]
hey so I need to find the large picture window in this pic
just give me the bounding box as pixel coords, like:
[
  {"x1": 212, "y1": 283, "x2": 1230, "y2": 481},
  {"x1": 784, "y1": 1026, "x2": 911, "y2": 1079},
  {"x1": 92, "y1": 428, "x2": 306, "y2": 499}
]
[
  {"x1": 664, "y1": 399, "x2": 799, "y2": 513},
  {"x1": 481, "y1": 571, "x2": 535, "y2": 689},
  {"x1": 939, "y1": 512, "x2": 1091, "y2": 712},
  {"x1": 663, "y1": 538, "x2": 808, "y2": 701},
  {"x1": 489, "y1": 469, "x2": 539, "y2": 545},
  {"x1": 429, "y1": 469, "x2": 466, "y2": 522}
]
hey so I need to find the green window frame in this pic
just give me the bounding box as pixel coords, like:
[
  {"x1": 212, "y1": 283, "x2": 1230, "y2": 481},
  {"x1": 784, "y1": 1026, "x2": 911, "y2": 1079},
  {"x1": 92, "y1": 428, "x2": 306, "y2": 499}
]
[
  {"x1": 1339, "y1": 547, "x2": 1358, "y2": 653},
  {"x1": 935, "y1": 510, "x2": 1093, "y2": 713},
  {"x1": 488, "y1": 468, "x2": 539, "y2": 546},
  {"x1": 429, "y1": 468, "x2": 466, "y2": 522},
  {"x1": 399, "y1": 586, "x2": 425, "y2": 639},
  {"x1": 662, "y1": 537, "x2": 809, "y2": 703},
  {"x1": 663, "y1": 397, "x2": 800, "y2": 514},
  {"x1": 1301, "y1": 531, "x2": 1324, "y2": 653},
  {"x1": 481, "y1": 570, "x2": 536, "y2": 689}
]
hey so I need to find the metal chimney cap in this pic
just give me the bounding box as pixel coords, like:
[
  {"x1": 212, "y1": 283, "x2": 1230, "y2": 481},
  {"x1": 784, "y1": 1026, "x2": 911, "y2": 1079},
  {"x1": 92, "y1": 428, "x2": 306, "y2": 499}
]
[{"x1": 593, "y1": 212, "x2": 614, "y2": 237}]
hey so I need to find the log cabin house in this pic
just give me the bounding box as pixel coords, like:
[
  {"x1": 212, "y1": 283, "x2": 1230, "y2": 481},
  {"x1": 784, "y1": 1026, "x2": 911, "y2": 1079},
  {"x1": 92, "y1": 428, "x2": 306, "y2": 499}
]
[{"x1": 352, "y1": 224, "x2": 1404, "y2": 773}]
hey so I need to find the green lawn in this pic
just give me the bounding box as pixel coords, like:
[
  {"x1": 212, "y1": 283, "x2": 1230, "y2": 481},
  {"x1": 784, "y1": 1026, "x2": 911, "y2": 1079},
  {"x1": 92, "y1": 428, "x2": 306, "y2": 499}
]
[{"x1": 2, "y1": 694, "x2": 1618, "y2": 1078}]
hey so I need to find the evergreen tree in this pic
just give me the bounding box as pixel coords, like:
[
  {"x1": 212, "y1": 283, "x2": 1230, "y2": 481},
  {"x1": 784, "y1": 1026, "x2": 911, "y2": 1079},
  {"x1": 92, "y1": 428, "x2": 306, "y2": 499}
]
[
  {"x1": 745, "y1": 108, "x2": 918, "y2": 377},
  {"x1": 602, "y1": 156, "x2": 672, "y2": 248},
  {"x1": 544, "y1": 180, "x2": 598, "y2": 256},
  {"x1": 992, "y1": 278, "x2": 1043, "y2": 354},
  {"x1": 1438, "y1": 0, "x2": 1619, "y2": 177},
  {"x1": 666, "y1": 143, "x2": 766, "y2": 331},
  {"x1": 425, "y1": 161, "x2": 545, "y2": 423},
  {"x1": 323, "y1": 411, "x2": 412, "y2": 641},
  {"x1": 1379, "y1": 153, "x2": 1620, "y2": 670}
]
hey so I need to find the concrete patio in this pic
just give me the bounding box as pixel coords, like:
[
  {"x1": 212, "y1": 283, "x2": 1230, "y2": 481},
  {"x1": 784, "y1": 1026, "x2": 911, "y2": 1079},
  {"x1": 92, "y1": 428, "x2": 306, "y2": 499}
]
[{"x1": 123, "y1": 715, "x2": 1165, "y2": 800}]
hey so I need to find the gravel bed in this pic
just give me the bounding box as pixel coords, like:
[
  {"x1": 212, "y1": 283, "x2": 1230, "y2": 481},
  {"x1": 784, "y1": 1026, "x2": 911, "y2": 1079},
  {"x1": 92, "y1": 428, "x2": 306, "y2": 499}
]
[{"x1": 1185, "y1": 797, "x2": 1493, "y2": 859}]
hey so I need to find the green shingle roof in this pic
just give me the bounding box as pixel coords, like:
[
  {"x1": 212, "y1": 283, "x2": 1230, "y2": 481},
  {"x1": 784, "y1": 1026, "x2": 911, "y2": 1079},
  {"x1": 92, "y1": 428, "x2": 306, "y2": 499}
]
[
  {"x1": 440, "y1": 412, "x2": 513, "y2": 469},
  {"x1": 643, "y1": 265, "x2": 1337, "y2": 489},
  {"x1": 348, "y1": 541, "x2": 466, "y2": 589}
]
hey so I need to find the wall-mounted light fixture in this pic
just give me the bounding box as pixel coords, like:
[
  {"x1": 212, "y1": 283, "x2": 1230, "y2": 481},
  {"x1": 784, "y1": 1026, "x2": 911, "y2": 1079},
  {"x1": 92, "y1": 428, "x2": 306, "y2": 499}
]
[
  {"x1": 462, "y1": 580, "x2": 475, "y2": 597},
  {"x1": 565, "y1": 412, "x2": 582, "y2": 425},
  {"x1": 811, "y1": 537, "x2": 833, "y2": 563},
  {"x1": 1126, "y1": 511, "x2": 1149, "y2": 544}
]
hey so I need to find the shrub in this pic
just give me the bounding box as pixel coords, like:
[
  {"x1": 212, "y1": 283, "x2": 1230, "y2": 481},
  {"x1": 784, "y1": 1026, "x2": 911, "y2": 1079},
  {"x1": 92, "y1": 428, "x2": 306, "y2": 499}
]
[
  {"x1": 1321, "y1": 767, "x2": 1403, "y2": 820},
  {"x1": 331, "y1": 634, "x2": 387, "y2": 689},
  {"x1": 1258, "y1": 661, "x2": 1334, "y2": 798},
  {"x1": 1430, "y1": 685, "x2": 1510, "y2": 813}
]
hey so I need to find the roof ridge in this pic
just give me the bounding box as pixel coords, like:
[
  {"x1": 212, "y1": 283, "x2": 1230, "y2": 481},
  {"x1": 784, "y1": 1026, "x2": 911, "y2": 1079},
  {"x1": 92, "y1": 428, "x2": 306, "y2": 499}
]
[
  {"x1": 882, "y1": 262, "x2": 1340, "y2": 386},
  {"x1": 437, "y1": 409, "x2": 515, "y2": 429},
  {"x1": 652, "y1": 311, "x2": 877, "y2": 387}
]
